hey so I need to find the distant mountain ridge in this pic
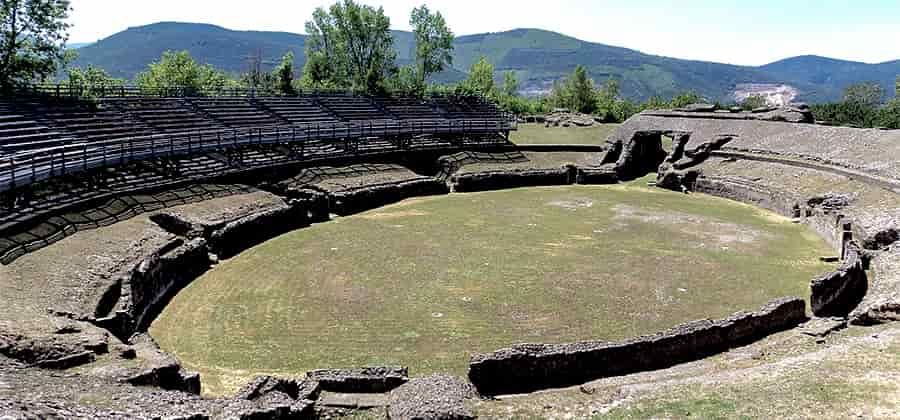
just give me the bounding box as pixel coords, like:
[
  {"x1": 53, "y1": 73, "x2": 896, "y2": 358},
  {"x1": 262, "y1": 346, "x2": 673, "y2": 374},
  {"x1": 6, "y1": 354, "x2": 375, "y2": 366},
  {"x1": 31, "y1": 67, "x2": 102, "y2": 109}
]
[{"x1": 71, "y1": 22, "x2": 900, "y2": 103}]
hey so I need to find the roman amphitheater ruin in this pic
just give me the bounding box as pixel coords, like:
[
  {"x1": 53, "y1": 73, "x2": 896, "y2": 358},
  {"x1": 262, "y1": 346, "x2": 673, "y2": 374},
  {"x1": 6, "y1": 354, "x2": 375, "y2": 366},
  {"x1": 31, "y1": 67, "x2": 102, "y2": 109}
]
[{"x1": 0, "y1": 90, "x2": 898, "y2": 418}]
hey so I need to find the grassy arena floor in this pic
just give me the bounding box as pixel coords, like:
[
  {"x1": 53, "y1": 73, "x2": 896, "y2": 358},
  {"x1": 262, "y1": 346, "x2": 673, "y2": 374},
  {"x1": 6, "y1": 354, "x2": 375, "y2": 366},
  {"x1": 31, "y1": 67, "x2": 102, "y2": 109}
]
[
  {"x1": 510, "y1": 123, "x2": 619, "y2": 145},
  {"x1": 151, "y1": 180, "x2": 834, "y2": 396}
]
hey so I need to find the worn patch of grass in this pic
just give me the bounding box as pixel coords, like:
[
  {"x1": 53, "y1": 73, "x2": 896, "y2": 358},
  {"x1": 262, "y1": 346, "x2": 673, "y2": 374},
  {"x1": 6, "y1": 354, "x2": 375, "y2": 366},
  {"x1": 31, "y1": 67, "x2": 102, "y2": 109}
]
[
  {"x1": 151, "y1": 181, "x2": 833, "y2": 396},
  {"x1": 602, "y1": 375, "x2": 894, "y2": 419},
  {"x1": 510, "y1": 123, "x2": 619, "y2": 145}
]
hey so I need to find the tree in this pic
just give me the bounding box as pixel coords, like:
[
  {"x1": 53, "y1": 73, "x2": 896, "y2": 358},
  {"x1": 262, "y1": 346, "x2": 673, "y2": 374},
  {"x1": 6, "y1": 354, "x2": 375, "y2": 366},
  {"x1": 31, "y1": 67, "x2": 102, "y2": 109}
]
[
  {"x1": 410, "y1": 5, "x2": 453, "y2": 90},
  {"x1": 65, "y1": 64, "x2": 123, "y2": 98},
  {"x1": 843, "y1": 82, "x2": 884, "y2": 108},
  {"x1": 547, "y1": 78, "x2": 570, "y2": 110},
  {"x1": 465, "y1": 56, "x2": 494, "y2": 96},
  {"x1": 304, "y1": 0, "x2": 396, "y2": 93},
  {"x1": 501, "y1": 71, "x2": 519, "y2": 98},
  {"x1": 669, "y1": 91, "x2": 702, "y2": 109},
  {"x1": 300, "y1": 50, "x2": 335, "y2": 90},
  {"x1": 274, "y1": 52, "x2": 296, "y2": 95},
  {"x1": 597, "y1": 79, "x2": 619, "y2": 102},
  {"x1": 740, "y1": 94, "x2": 768, "y2": 110},
  {"x1": 240, "y1": 49, "x2": 276, "y2": 92},
  {"x1": 0, "y1": 0, "x2": 71, "y2": 91},
  {"x1": 567, "y1": 65, "x2": 595, "y2": 114},
  {"x1": 135, "y1": 50, "x2": 235, "y2": 94},
  {"x1": 594, "y1": 79, "x2": 621, "y2": 122},
  {"x1": 390, "y1": 65, "x2": 419, "y2": 96},
  {"x1": 895, "y1": 75, "x2": 899, "y2": 98}
]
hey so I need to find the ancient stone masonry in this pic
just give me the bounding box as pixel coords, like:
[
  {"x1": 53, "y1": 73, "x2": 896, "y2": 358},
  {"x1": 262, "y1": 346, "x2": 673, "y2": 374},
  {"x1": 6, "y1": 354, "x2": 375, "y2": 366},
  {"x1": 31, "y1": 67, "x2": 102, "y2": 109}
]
[
  {"x1": 96, "y1": 238, "x2": 212, "y2": 340},
  {"x1": 226, "y1": 375, "x2": 321, "y2": 419},
  {"x1": 437, "y1": 149, "x2": 619, "y2": 192},
  {"x1": 306, "y1": 367, "x2": 409, "y2": 394},
  {"x1": 205, "y1": 205, "x2": 308, "y2": 258},
  {"x1": 810, "y1": 245, "x2": 868, "y2": 318},
  {"x1": 851, "y1": 246, "x2": 900, "y2": 325},
  {"x1": 3, "y1": 102, "x2": 900, "y2": 417},
  {"x1": 600, "y1": 130, "x2": 670, "y2": 180},
  {"x1": 0, "y1": 184, "x2": 256, "y2": 265},
  {"x1": 388, "y1": 375, "x2": 479, "y2": 420},
  {"x1": 451, "y1": 167, "x2": 576, "y2": 192},
  {"x1": 273, "y1": 163, "x2": 450, "y2": 216},
  {"x1": 691, "y1": 176, "x2": 800, "y2": 218},
  {"x1": 327, "y1": 178, "x2": 449, "y2": 215},
  {"x1": 468, "y1": 298, "x2": 806, "y2": 396},
  {"x1": 649, "y1": 103, "x2": 815, "y2": 124}
]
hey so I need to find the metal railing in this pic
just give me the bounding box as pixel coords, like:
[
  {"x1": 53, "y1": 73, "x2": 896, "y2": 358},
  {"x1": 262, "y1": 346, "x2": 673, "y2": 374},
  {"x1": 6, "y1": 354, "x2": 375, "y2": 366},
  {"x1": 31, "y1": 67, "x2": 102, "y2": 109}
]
[
  {"x1": 11, "y1": 83, "x2": 501, "y2": 102},
  {"x1": 0, "y1": 118, "x2": 515, "y2": 193}
]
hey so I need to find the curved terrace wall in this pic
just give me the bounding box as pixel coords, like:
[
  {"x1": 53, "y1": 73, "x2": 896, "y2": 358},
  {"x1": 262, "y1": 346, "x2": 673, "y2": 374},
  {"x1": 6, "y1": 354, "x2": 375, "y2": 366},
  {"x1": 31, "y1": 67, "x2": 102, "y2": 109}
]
[
  {"x1": 3, "y1": 106, "x2": 898, "y2": 416},
  {"x1": 116, "y1": 149, "x2": 851, "y2": 394},
  {"x1": 467, "y1": 297, "x2": 806, "y2": 396}
]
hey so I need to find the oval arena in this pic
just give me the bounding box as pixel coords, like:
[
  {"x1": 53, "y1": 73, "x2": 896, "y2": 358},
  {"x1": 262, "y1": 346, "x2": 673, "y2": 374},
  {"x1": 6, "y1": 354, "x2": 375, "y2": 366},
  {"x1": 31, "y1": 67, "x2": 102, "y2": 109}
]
[{"x1": 1, "y1": 90, "x2": 899, "y2": 418}]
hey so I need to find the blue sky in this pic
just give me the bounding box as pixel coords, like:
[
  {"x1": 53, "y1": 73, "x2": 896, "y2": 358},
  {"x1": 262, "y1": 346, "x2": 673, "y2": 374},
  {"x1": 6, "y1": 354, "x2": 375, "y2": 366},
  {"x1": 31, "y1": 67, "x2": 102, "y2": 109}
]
[{"x1": 67, "y1": 0, "x2": 900, "y2": 66}]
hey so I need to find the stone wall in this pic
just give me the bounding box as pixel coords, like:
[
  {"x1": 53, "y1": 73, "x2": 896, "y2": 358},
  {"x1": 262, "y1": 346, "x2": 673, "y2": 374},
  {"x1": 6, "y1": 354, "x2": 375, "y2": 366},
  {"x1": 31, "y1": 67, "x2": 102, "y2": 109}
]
[
  {"x1": 122, "y1": 238, "x2": 212, "y2": 336},
  {"x1": 468, "y1": 298, "x2": 806, "y2": 396},
  {"x1": 207, "y1": 205, "x2": 308, "y2": 259},
  {"x1": 691, "y1": 176, "x2": 869, "y2": 319},
  {"x1": 328, "y1": 178, "x2": 449, "y2": 215},
  {"x1": 851, "y1": 246, "x2": 900, "y2": 325},
  {"x1": 810, "y1": 246, "x2": 868, "y2": 317},
  {"x1": 451, "y1": 167, "x2": 575, "y2": 192},
  {"x1": 693, "y1": 176, "x2": 800, "y2": 218}
]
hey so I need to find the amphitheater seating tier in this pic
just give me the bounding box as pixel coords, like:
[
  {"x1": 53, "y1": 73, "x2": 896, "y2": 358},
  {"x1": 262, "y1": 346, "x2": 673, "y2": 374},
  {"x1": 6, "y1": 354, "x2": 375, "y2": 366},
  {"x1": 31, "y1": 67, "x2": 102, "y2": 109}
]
[
  {"x1": 256, "y1": 97, "x2": 339, "y2": 126},
  {"x1": 317, "y1": 96, "x2": 395, "y2": 121},
  {"x1": 0, "y1": 101, "x2": 75, "y2": 154},
  {"x1": 374, "y1": 97, "x2": 442, "y2": 120},
  {"x1": 30, "y1": 102, "x2": 153, "y2": 143},
  {"x1": 0, "y1": 95, "x2": 507, "y2": 155},
  {"x1": 433, "y1": 96, "x2": 503, "y2": 120},
  {"x1": 106, "y1": 98, "x2": 225, "y2": 133},
  {"x1": 186, "y1": 97, "x2": 286, "y2": 128}
]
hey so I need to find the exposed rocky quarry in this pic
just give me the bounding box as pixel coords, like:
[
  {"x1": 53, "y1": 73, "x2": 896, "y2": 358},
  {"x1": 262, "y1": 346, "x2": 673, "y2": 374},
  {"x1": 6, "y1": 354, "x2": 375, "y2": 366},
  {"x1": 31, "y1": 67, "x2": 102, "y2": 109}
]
[{"x1": 1, "y1": 104, "x2": 899, "y2": 418}]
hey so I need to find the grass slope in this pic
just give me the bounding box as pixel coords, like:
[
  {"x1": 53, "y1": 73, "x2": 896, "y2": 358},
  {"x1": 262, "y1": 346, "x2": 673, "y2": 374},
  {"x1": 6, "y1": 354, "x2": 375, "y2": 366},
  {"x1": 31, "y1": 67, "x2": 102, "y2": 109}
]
[{"x1": 151, "y1": 181, "x2": 833, "y2": 396}]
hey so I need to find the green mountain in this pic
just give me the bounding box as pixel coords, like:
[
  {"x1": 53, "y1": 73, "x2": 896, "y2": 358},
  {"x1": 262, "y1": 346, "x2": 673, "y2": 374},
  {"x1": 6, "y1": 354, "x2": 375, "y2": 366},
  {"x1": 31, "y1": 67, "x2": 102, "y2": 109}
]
[
  {"x1": 760, "y1": 55, "x2": 900, "y2": 103},
  {"x1": 71, "y1": 22, "x2": 900, "y2": 102}
]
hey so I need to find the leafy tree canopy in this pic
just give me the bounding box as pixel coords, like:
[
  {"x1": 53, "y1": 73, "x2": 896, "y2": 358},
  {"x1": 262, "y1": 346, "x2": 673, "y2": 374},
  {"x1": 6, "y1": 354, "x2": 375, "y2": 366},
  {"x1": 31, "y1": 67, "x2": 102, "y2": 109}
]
[
  {"x1": 410, "y1": 4, "x2": 453, "y2": 89},
  {"x1": 568, "y1": 65, "x2": 595, "y2": 114},
  {"x1": 464, "y1": 56, "x2": 494, "y2": 96},
  {"x1": 135, "y1": 50, "x2": 236, "y2": 94},
  {"x1": 740, "y1": 94, "x2": 769, "y2": 110},
  {"x1": 275, "y1": 51, "x2": 296, "y2": 95},
  {"x1": 842, "y1": 82, "x2": 884, "y2": 108},
  {"x1": 0, "y1": 0, "x2": 71, "y2": 91},
  {"x1": 303, "y1": 0, "x2": 396, "y2": 93},
  {"x1": 501, "y1": 71, "x2": 519, "y2": 98}
]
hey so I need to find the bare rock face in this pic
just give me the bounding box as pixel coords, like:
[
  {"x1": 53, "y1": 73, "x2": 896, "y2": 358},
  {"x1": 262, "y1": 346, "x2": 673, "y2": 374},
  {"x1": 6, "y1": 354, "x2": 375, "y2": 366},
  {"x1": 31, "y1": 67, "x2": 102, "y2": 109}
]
[{"x1": 388, "y1": 375, "x2": 479, "y2": 420}]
